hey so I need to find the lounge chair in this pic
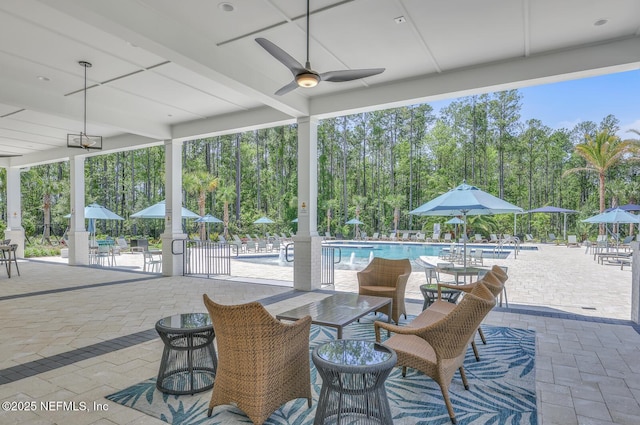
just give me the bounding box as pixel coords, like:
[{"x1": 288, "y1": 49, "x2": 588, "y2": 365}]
[
  {"x1": 368, "y1": 232, "x2": 379, "y2": 241},
  {"x1": 474, "y1": 234, "x2": 488, "y2": 243},
  {"x1": 525, "y1": 234, "x2": 534, "y2": 242},
  {"x1": 401, "y1": 232, "x2": 410, "y2": 241},
  {"x1": 548, "y1": 233, "x2": 557, "y2": 244},
  {"x1": 115, "y1": 236, "x2": 130, "y2": 254},
  {"x1": 488, "y1": 234, "x2": 500, "y2": 243},
  {"x1": 620, "y1": 235, "x2": 634, "y2": 251},
  {"x1": 231, "y1": 234, "x2": 247, "y2": 253},
  {"x1": 374, "y1": 282, "x2": 496, "y2": 424},
  {"x1": 469, "y1": 249, "x2": 483, "y2": 265},
  {"x1": 388, "y1": 232, "x2": 397, "y2": 241},
  {"x1": 415, "y1": 232, "x2": 426, "y2": 242},
  {"x1": 566, "y1": 235, "x2": 579, "y2": 247},
  {"x1": 442, "y1": 233, "x2": 452, "y2": 243},
  {"x1": 202, "y1": 295, "x2": 311, "y2": 424}
]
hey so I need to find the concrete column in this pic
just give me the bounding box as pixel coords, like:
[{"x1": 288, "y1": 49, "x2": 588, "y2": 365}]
[
  {"x1": 631, "y1": 242, "x2": 639, "y2": 323},
  {"x1": 161, "y1": 139, "x2": 187, "y2": 276},
  {"x1": 293, "y1": 117, "x2": 323, "y2": 291},
  {"x1": 68, "y1": 155, "x2": 89, "y2": 265},
  {"x1": 4, "y1": 167, "x2": 25, "y2": 257}
]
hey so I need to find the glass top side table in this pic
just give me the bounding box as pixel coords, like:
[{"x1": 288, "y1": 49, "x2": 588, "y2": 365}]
[
  {"x1": 155, "y1": 313, "x2": 217, "y2": 395},
  {"x1": 312, "y1": 340, "x2": 397, "y2": 424}
]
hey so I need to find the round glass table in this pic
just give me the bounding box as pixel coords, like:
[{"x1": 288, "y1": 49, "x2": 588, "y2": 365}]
[
  {"x1": 155, "y1": 313, "x2": 216, "y2": 395},
  {"x1": 312, "y1": 339, "x2": 396, "y2": 425},
  {"x1": 419, "y1": 284, "x2": 462, "y2": 310}
]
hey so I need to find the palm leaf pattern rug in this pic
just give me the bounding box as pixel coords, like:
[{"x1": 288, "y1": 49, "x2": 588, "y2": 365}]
[{"x1": 106, "y1": 316, "x2": 536, "y2": 424}]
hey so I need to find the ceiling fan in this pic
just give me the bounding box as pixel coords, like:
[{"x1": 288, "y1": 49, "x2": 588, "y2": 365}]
[{"x1": 256, "y1": 0, "x2": 384, "y2": 96}]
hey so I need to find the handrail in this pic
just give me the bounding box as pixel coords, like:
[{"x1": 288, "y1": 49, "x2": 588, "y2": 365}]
[{"x1": 285, "y1": 243, "x2": 295, "y2": 262}]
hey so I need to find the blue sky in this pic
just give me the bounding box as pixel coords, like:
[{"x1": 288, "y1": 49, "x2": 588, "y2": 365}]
[{"x1": 431, "y1": 69, "x2": 640, "y2": 138}]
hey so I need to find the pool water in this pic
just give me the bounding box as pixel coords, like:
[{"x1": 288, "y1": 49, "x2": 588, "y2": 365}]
[
  {"x1": 323, "y1": 241, "x2": 533, "y2": 261},
  {"x1": 236, "y1": 241, "x2": 536, "y2": 270}
]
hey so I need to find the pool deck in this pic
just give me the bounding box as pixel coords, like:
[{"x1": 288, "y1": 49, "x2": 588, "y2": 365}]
[{"x1": 2, "y1": 242, "x2": 639, "y2": 424}]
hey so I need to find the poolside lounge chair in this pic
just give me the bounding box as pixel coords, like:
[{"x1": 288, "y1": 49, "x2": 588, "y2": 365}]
[
  {"x1": 115, "y1": 236, "x2": 130, "y2": 254},
  {"x1": 443, "y1": 233, "x2": 452, "y2": 243},
  {"x1": 415, "y1": 232, "x2": 426, "y2": 242},
  {"x1": 566, "y1": 235, "x2": 579, "y2": 247},
  {"x1": 388, "y1": 232, "x2": 397, "y2": 241},
  {"x1": 231, "y1": 234, "x2": 247, "y2": 253},
  {"x1": 488, "y1": 234, "x2": 500, "y2": 243},
  {"x1": 525, "y1": 234, "x2": 534, "y2": 243},
  {"x1": 368, "y1": 232, "x2": 379, "y2": 241},
  {"x1": 469, "y1": 249, "x2": 483, "y2": 266},
  {"x1": 548, "y1": 233, "x2": 557, "y2": 244},
  {"x1": 401, "y1": 232, "x2": 410, "y2": 241},
  {"x1": 426, "y1": 232, "x2": 440, "y2": 242},
  {"x1": 474, "y1": 234, "x2": 488, "y2": 243},
  {"x1": 620, "y1": 235, "x2": 634, "y2": 251}
]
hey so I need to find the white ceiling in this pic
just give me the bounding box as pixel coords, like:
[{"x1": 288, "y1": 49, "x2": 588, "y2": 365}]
[{"x1": 1, "y1": 0, "x2": 639, "y2": 167}]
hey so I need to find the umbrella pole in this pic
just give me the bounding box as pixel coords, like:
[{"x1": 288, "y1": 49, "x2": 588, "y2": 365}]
[{"x1": 463, "y1": 213, "x2": 467, "y2": 269}]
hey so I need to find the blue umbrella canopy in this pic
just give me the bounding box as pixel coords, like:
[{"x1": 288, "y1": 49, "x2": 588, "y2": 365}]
[
  {"x1": 195, "y1": 213, "x2": 222, "y2": 223},
  {"x1": 445, "y1": 217, "x2": 465, "y2": 224},
  {"x1": 345, "y1": 218, "x2": 364, "y2": 225},
  {"x1": 410, "y1": 182, "x2": 523, "y2": 216},
  {"x1": 64, "y1": 203, "x2": 124, "y2": 220},
  {"x1": 410, "y1": 182, "x2": 522, "y2": 267},
  {"x1": 605, "y1": 203, "x2": 640, "y2": 212},
  {"x1": 582, "y1": 208, "x2": 640, "y2": 224},
  {"x1": 253, "y1": 216, "x2": 275, "y2": 224},
  {"x1": 131, "y1": 200, "x2": 199, "y2": 219},
  {"x1": 527, "y1": 206, "x2": 577, "y2": 214}
]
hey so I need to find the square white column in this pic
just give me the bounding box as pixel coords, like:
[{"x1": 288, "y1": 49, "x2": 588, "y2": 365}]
[
  {"x1": 5, "y1": 167, "x2": 25, "y2": 257},
  {"x1": 161, "y1": 139, "x2": 187, "y2": 276},
  {"x1": 68, "y1": 155, "x2": 89, "y2": 265}
]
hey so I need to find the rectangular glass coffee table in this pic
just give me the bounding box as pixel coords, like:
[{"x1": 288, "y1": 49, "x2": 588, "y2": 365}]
[{"x1": 276, "y1": 293, "x2": 391, "y2": 339}]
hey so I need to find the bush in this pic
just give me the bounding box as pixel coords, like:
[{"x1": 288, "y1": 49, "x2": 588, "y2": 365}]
[{"x1": 24, "y1": 245, "x2": 61, "y2": 258}]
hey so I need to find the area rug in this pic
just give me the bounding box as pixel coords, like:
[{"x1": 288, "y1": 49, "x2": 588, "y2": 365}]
[{"x1": 106, "y1": 317, "x2": 536, "y2": 424}]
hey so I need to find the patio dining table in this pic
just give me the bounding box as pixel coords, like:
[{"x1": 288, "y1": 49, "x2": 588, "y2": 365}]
[{"x1": 436, "y1": 265, "x2": 488, "y2": 284}]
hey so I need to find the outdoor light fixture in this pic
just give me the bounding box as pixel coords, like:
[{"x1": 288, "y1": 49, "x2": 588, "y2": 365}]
[
  {"x1": 296, "y1": 72, "x2": 320, "y2": 88},
  {"x1": 67, "y1": 61, "x2": 102, "y2": 150}
]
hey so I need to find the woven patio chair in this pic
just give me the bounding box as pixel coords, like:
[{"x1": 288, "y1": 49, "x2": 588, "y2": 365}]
[
  {"x1": 202, "y1": 295, "x2": 312, "y2": 425},
  {"x1": 357, "y1": 257, "x2": 411, "y2": 324},
  {"x1": 374, "y1": 283, "x2": 496, "y2": 424}
]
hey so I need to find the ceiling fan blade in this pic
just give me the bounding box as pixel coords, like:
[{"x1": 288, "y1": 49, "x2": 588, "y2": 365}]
[
  {"x1": 274, "y1": 80, "x2": 299, "y2": 96},
  {"x1": 0, "y1": 154, "x2": 22, "y2": 157},
  {"x1": 256, "y1": 38, "x2": 306, "y2": 76},
  {"x1": 320, "y1": 68, "x2": 385, "y2": 82}
]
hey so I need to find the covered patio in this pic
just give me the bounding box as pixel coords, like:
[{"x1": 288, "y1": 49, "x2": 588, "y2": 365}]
[{"x1": 1, "y1": 1, "x2": 640, "y2": 424}]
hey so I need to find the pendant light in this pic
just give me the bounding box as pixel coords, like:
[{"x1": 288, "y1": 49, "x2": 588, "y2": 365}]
[{"x1": 67, "y1": 61, "x2": 102, "y2": 150}]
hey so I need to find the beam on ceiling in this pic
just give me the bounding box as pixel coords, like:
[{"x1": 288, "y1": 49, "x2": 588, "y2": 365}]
[
  {"x1": 309, "y1": 36, "x2": 640, "y2": 119},
  {"x1": 41, "y1": 0, "x2": 310, "y2": 118}
]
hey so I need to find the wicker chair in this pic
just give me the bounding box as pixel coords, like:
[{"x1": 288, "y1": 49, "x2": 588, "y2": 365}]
[
  {"x1": 357, "y1": 257, "x2": 411, "y2": 324},
  {"x1": 374, "y1": 283, "x2": 496, "y2": 424},
  {"x1": 431, "y1": 266, "x2": 506, "y2": 357},
  {"x1": 202, "y1": 294, "x2": 312, "y2": 425}
]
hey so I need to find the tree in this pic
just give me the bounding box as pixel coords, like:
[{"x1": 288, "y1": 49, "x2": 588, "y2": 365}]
[
  {"x1": 352, "y1": 195, "x2": 367, "y2": 239},
  {"x1": 217, "y1": 184, "x2": 236, "y2": 238},
  {"x1": 325, "y1": 199, "x2": 339, "y2": 235},
  {"x1": 385, "y1": 194, "x2": 404, "y2": 236},
  {"x1": 563, "y1": 129, "x2": 634, "y2": 234},
  {"x1": 183, "y1": 171, "x2": 219, "y2": 239}
]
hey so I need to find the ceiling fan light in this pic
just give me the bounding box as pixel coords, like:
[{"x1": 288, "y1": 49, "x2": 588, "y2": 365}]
[{"x1": 296, "y1": 72, "x2": 319, "y2": 88}]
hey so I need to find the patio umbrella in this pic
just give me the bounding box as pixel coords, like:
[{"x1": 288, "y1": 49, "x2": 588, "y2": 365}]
[
  {"x1": 130, "y1": 200, "x2": 200, "y2": 219},
  {"x1": 253, "y1": 216, "x2": 275, "y2": 236},
  {"x1": 410, "y1": 182, "x2": 523, "y2": 267},
  {"x1": 583, "y1": 208, "x2": 640, "y2": 248},
  {"x1": 345, "y1": 218, "x2": 364, "y2": 239},
  {"x1": 605, "y1": 203, "x2": 640, "y2": 212},
  {"x1": 194, "y1": 213, "x2": 222, "y2": 238},
  {"x1": 445, "y1": 217, "x2": 464, "y2": 239},
  {"x1": 527, "y1": 205, "x2": 578, "y2": 240},
  {"x1": 65, "y1": 203, "x2": 124, "y2": 240}
]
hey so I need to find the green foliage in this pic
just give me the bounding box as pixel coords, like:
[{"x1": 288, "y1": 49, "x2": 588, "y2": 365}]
[{"x1": 8, "y1": 90, "x2": 638, "y2": 243}]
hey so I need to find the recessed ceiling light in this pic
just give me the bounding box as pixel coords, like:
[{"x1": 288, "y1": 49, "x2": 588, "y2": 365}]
[
  {"x1": 37, "y1": 76, "x2": 50, "y2": 82},
  {"x1": 218, "y1": 2, "x2": 234, "y2": 12},
  {"x1": 594, "y1": 18, "x2": 608, "y2": 26},
  {"x1": 394, "y1": 16, "x2": 406, "y2": 24}
]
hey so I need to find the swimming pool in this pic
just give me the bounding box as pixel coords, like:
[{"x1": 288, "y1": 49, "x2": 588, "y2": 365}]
[
  {"x1": 323, "y1": 241, "x2": 534, "y2": 261},
  {"x1": 235, "y1": 241, "x2": 536, "y2": 270}
]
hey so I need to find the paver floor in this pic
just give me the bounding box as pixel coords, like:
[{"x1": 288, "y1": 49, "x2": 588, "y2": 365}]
[{"x1": 0, "y1": 242, "x2": 638, "y2": 424}]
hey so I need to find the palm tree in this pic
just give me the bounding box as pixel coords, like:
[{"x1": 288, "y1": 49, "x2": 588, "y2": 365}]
[
  {"x1": 563, "y1": 129, "x2": 633, "y2": 234},
  {"x1": 217, "y1": 184, "x2": 236, "y2": 238},
  {"x1": 352, "y1": 195, "x2": 367, "y2": 238},
  {"x1": 325, "y1": 199, "x2": 339, "y2": 235},
  {"x1": 183, "y1": 171, "x2": 219, "y2": 240},
  {"x1": 384, "y1": 194, "x2": 405, "y2": 236}
]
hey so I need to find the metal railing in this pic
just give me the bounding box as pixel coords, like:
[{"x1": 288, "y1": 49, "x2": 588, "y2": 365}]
[
  {"x1": 321, "y1": 245, "x2": 341, "y2": 286},
  {"x1": 173, "y1": 239, "x2": 232, "y2": 277}
]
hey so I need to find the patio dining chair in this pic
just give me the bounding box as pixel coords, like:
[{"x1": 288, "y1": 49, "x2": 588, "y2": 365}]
[
  {"x1": 202, "y1": 295, "x2": 311, "y2": 425},
  {"x1": 358, "y1": 257, "x2": 411, "y2": 324}
]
